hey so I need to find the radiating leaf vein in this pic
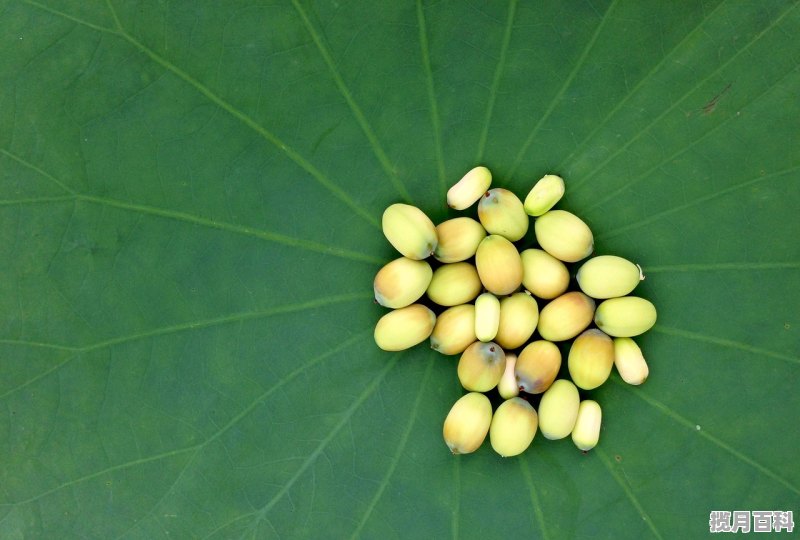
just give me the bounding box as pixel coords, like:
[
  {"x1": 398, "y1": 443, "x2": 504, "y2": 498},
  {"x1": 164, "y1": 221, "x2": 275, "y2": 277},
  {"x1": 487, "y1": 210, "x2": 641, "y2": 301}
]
[
  {"x1": 555, "y1": 0, "x2": 728, "y2": 172},
  {"x1": 77, "y1": 195, "x2": 383, "y2": 264},
  {"x1": 645, "y1": 261, "x2": 800, "y2": 273},
  {"x1": 0, "y1": 296, "x2": 370, "y2": 386},
  {"x1": 596, "y1": 446, "x2": 664, "y2": 540},
  {"x1": 508, "y1": 0, "x2": 619, "y2": 177},
  {"x1": 349, "y1": 356, "x2": 434, "y2": 539},
  {"x1": 24, "y1": 0, "x2": 382, "y2": 229},
  {"x1": 291, "y1": 0, "x2": 412, "y2": 204},
  {"x1": 203, "y1": 355, "x2": 400, "y2": 540},
  {"x1": 520, "y1": 458, "x2": 549, "y2": 540},
  {"x1": 1, "y1": 147, "x2": 381, "y2": 264},
  {"x1": 596, "y1": 164, "x2": 800, "y2": 239},
  {"x1": 416, "y1": 0, "x2": 447, "y2": 197},
  {"x1": 570, "y1": 1, "x2": 799, "y2": 191},
  {"x1": 475, "y1": 0, "x2": 518, "y2": 163},
  {"x1": 652, "y1": 325, "x2": 799, "y2": 365},
  {"x1": 584, "y1": 65, "x2": 800, "y2": 214},
  {"x1": 1, "y1": 331, "x2": 373, "y2": 507},
  {"x1": 613, "y1": 378, "x2": 800, "y2": 496}
]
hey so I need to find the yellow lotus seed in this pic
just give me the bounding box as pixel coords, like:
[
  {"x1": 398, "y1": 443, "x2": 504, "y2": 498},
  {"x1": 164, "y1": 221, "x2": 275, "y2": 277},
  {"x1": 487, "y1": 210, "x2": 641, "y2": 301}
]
[
  {"x1": 457, "y1": 341, "x2": 505, "y2": 392},
  {"x1": 515, "y1": 340, "x2": 561, "y2": 394},
  {"x1": 534, "y1": 209, "x2": 593, "y2": 263},
  {"x1": 576, "y1": 255, "x2": 643, "y2": 299},
  {"x1": 613, "y1": 337, "x2": 649, "y2": 385},
  {"x1": 374, "y1": 304, "x2": 436, "y2": 351},
  {"x1": 524, "y1": 174, "x2": 564, "y2": 217},
  {"x1": 474, "y1": 292, "x2": 501, "y2": 342},
  {"x1": 443, "y1": 392, "x2": 493, "y2": 454},
  {"x1": 567, "y1": 329, "x2": 614, "y2": 390},
  {"x1": 538, "y1": 379, "x2": 580, "y2": 440},
  {"x1": 594, "y1": 296, "x2": 657, "y2": 337},
  {"x1": 382, "y1": 203, "x2": 438, "y2": 260},
  {"x1": 373, "y1": 257, "x2": 433, "y2": 309},
  {"x1": 489, "y1": 397, "x2": 538, "y2": 457},
  {"x1": 571, "y1": 400, "x2": 602, "y2": 451},
  {"x1": 497, "y1": 353, "x2": 519, "y2": 399},
  {"x1": 477, "y1": 188, "x2": 529, "y2": 242},
  {"x1": 426, "y1": 262, "x2": 482, "y2": 307},
  {"x1": 494, "y1": 292, "x2": 539, "y2": 350},
  {"x1": 520, "y1": 248, "x2": 570, "y2": 300},
  {"x1": 475, "y1": 235, "x2": 523, "y2": 295},
  {"x1": 430, "y1": 304, "x2": 476, "y2": 355},
  {"x1": 537, "y1": 291, "x2": 595, "y2": 342},
  {"x1": 447, "y1": 166, "x2": 492, "y2": 210},
  {"x1": 434, "y1": 217, "x2": 487, "y2": 263}
]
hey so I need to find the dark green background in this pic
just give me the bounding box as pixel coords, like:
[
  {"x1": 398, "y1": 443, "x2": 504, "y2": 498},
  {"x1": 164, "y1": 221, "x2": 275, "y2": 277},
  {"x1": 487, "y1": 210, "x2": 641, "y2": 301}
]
[{"x1": 1, "y1": 0, "x2": 798, "y2": 538}]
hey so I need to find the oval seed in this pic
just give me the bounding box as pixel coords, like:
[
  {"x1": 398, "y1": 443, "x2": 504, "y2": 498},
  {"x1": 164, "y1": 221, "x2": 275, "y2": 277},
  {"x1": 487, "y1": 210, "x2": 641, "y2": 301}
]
[
  {"x1": 594, "y1": 297, "x2": 657, "y2": 337},
  {"x1": 567, "y1": 329, "x2": 614, "y2": 390},
  {"x1": 613, "y1": 337, "x2": 649, "y2": 385},
  {"x1": 538, "y1": 379, "x2": 580, "y2": 440},
  {"x1": 494, "y1": 292, "x2": 539, "y2": 350},
  {"x1": 457, "y1": 341, "x2": 505, "y2": 392},
  {"x1": 447, "y1": 166, "x2": 492, "y2": 210},
  {"x1": 571, "y1": 400, "x2": 602, "y2": 451},
  {"x1": 429, "y1": 304, "x2": 476, "y2": 355},
  {"x1": 374, "y1": 304, "x2": 436, "y2": 351},
  {"x1": 434, "y1": 217, "x2": 487, "y2": 263},
  {"x1": 475, "y1": 235, "x2": 523, "y2": 295},
  {"x1": 443, "y1": 392, "x2": 493, "y2": 454},
  {"x1": 475, "y1": 292, "x2": 501, "y2": 342},
  {"x1": 520, "y1": 248, "x2": 570, "y2": 300},
  {"x1": 515, "y1": 340, "x2": 561, "y2": 394},
  {"x1": 426, "y1": 262, "x2": 482, "y2": 307},
  {"x1": 524, "y1": 174, "x2": 564, "y2": 217},
  {"x1": 382, "y1": 203, "x2": 438, "y2": 260},
  {"x1": 374, "y1": 257, "x2": 432, "y2": 308},
  {"x1": 537, "y1": 291, "x2": 595, "y2": 342},
  {"x1": 477, "y1": 188, "x2": 529, "y2": 241},
  {"x1": 576, "y1": 255, "x2": 643, "y2": 299},
  {"x1": 534, "y1": 210, "x2": 593, "y2": 263},
  {"x1": 489, "y1": 398, "x2": 538, "y2": 457}
]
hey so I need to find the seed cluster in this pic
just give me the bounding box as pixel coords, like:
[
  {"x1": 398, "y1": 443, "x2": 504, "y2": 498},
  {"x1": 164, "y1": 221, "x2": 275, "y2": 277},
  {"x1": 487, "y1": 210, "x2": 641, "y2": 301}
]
[{"x1": 373, "y1": 166, "x2": 656, "y2": 457}]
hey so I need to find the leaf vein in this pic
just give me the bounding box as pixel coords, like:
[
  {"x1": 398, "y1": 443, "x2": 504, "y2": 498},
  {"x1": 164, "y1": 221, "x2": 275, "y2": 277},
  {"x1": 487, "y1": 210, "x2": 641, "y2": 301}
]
[
  {"x1": 520, "y1": 458, "x2": 549, "y2": 540},
  {"x1": 1, "y1": 331, "x2": 373, "y2": 508},
  {"x1": 80, "y1": 293, "x2": 372, "y2": 353},
  {"x1": 555, "y1": 0, "x2": 728, "y2": 172},
  {"x1": 77, "y1": 195, "x2": 383, "y2": 264},
  {"x1": 291, "y1": 0, "x2": 412, "y2": 203},
  {"x1": 597, "y1": 163, "x2": 800, "y2": 238},
  {"x1": 595, "y1": 446, "x2": 664, "y2": 540},
  {"x1": 451, "y1": 444, "x2": 460, "y2": 540},
  {"x1": 645, "y1": 261, "x2": 800, "y2": 273},
  {"x1": 22, "y1": 0, "x2": 117, "y2": 35},
  {"x1": 349, "y1": 357, "x2": 434, "y2": 539},
  {"x1": 2, "y1": 148, "x2": 381, "y2": 263},
  {"x1": 416, "y1": 0, "x2": 447, "y2": 198},
  {"x1": 19, "y1": 0, "x2": 381, "y2": 229},
  {"x1": 613, "y1": 379, "x2": 800, "y2": 496},
  {"x1": 229, "y1": 354, "x2": 399, "y2": 540},
  {"x1": 569, "y1": 1, "x2": 799, "y2": 191},
  {"x1": 475, "y1": 0, "x2": 518, "y2": 163},
  {"x1": 508, "y1": 0, "x2": 619, "y2": 177},
  {"x1": 651, "y1": 325, "x2": 799, "y2": 365},
  {"x1": 0, "y1": 148, "x2": 77, "y2": 195},
  {"x1": 0, "y1": 354, "x2": 77, "y2": 400},
  {"x1": 584, "y1": 65, "x2": 800, "y2": 214}
]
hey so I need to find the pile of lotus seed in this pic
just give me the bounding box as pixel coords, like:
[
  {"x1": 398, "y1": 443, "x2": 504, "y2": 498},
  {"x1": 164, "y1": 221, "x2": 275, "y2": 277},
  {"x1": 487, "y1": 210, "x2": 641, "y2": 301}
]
[{"x1": 373, "y1": 166, "x2": 656, "y2": 457}]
